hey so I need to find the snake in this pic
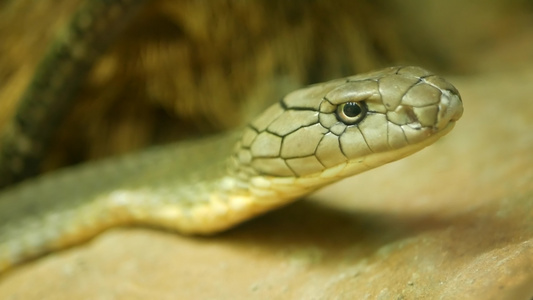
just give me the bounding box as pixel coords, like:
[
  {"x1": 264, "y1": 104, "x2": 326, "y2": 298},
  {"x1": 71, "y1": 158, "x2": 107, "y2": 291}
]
[
  {"x1": 0, "y1": 65, "x2": 463, "y2": 273},
  {"x1": 0, "y1": 1, "x2": 463, "y2": 274}
]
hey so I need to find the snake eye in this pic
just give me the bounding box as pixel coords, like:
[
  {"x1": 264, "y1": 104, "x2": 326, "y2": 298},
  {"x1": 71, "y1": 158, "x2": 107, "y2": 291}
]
[{"x1": 336, "y1": 101, "x2": 367, "y2": 125}]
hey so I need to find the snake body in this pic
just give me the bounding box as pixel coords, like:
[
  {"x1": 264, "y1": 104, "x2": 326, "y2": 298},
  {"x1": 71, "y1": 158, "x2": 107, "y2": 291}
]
[{"x1": 0, "y1": 66, "x2": 463, "y2": 273}]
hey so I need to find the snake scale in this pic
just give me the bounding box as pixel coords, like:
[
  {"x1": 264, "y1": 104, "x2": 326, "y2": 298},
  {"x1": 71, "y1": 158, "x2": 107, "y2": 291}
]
[{"x1": 0, "y1": 1, "x2": 463, "y2": 274}]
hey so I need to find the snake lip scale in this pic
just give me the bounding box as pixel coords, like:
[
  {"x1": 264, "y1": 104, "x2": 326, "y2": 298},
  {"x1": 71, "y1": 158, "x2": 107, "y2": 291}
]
[{"x1": 0, "y1": 66, "x2": 463, "y2": 273}]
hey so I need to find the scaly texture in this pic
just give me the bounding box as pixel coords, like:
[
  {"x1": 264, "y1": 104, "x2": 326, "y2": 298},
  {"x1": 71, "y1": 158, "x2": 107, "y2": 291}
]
[{"x1": 0, "y1": 66, "x2": 463, "y2": 273}]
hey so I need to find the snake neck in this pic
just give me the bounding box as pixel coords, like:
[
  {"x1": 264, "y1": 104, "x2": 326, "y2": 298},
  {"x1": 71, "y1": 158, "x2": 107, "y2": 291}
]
[{"x1": 223, "y1": 143, "x2": 336, "y2": 208}]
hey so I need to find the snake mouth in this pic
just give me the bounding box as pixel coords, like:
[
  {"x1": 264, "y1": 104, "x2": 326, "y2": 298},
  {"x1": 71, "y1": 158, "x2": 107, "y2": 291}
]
[{"x1": 432, "y1": 120, "x2": 456, "y2": 139}]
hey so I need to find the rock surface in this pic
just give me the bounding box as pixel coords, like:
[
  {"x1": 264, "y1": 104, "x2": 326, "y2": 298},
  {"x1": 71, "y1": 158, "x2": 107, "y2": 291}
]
[{"x1": 0, "y1": 68, "x2": 532, "y2": 299}]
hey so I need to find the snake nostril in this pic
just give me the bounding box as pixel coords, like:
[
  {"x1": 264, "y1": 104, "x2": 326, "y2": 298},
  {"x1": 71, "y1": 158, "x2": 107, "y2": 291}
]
[
  {"x1": 436, "y1": 92, "x2": 463, "y2": 129},
  {"x1": 405, "y1": 107, "x2": 419, "y2": 124},
  {"x1": 386, "y1": 105, "x2": 419, "y2": 126}
]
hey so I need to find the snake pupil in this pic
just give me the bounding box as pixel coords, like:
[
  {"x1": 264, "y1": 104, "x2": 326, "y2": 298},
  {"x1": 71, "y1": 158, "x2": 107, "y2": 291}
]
[
  {"x1": 343, "y1": 102, "x2": 362, "y2": 117},
  {"x1": 336, "y1": 101, "x2": 366, "y2": 125}
]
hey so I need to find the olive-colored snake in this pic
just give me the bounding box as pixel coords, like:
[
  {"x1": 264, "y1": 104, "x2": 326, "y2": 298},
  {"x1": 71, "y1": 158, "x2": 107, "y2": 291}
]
[{"x1": 0, "y1": 65, "x2": 463, "y2": 273}]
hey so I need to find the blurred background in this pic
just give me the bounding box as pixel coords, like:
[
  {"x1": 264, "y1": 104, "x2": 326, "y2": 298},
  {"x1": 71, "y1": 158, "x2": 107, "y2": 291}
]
[
  {"x1": 1, "y1": 1, "x2": 533, "y2": 298},
  {"x1": 0, "y1": 0, "x2": 532, "y2": 175}
]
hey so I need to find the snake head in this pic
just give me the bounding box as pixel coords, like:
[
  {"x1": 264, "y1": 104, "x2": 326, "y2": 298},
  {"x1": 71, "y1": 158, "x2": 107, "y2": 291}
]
[{"x1": 230, "y1": 66, "x2": 463, "y2": 195}]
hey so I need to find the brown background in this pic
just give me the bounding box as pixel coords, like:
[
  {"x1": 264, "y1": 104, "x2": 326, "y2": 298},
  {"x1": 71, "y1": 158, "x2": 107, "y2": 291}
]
[{"x1": 1, "y1": 0, "x2": 533, "y2": 299}]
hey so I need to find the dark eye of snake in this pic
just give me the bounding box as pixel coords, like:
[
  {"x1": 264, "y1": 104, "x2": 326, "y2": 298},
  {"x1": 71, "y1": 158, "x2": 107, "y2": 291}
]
[{"x1": 336, "y1": 101, "x2": 367, "y2": 125}]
